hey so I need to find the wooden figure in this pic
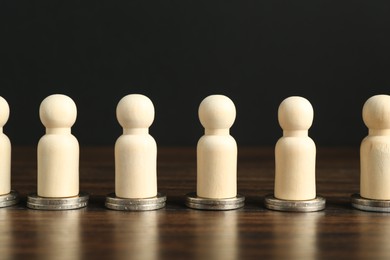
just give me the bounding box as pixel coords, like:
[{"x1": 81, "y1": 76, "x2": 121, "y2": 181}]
[
  {"x1": 105, "y1": 94, "x2": 166, "y2": 211},
  {"x1": 352, "y1": 94, "x2": 390, "y2": 212},
  {"x1": 0, "y1": 96, "x2": 19, "y2": 208},
  {"x1": 265, "y1": 96, "x2": 325, "y2": 212},
  {"x1": 38, "y1": 94, "x2": 79, "y2": 198},
  {"x1": 27, "y1": 94, "x2": 88, "y2": 210},
  {"x1": 186, "y1": 95, "x2": 244, "y2": 210},
  {"x1": 275, "y1": 96, "x2": 316, "y2": 200},
  {"x1": 0, "y1": 96, "x2": 11, "y2": 196},
  {"x1": 115, "y1": 94, "x2": 157, "y2": 199}
]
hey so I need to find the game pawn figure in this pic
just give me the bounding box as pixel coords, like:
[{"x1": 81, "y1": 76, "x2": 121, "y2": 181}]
[
  {"x1": 0, "y1": 96, "x2": 19, "y2": 208},
  {"x1": 264, "y1": 96, "x2": 325, "y2": 212},
  {"x1": 105, "y1": 94, "x2": 166, "y2": 211},
  {"x1": 185, "y1": 95, "x2": 245, "y2": 210},
  {"x1": 352, "y1": 94, "x2": 390, "y2": 212},
  {"x1": 27, "y1": 94, "x2": 88, "y2": 210}
]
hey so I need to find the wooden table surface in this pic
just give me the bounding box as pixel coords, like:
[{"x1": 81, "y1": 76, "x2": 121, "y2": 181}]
[{"x1": 2, "y1": 146, "x2": 389, "y2": 259}]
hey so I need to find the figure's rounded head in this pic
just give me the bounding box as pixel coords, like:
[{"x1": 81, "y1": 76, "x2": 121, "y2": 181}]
[
  {"x1": 116, "y1": 94, "x2": 155, "y2": 129},
  {"x1": 198, "y1": 95, "x2": 236, "y2": 129},
  {"x1": 39, "y1": 94, "x2": 77, "y2": 128},
  {"x1": 0, "y1": 96, "x2": 10, "y2": 127},
  {"x1": 278, "y1": 96, "x2": 313, "y2": 131},
  {"x1": 363, "y1": 94, "x2": 390, "y2": 129}
]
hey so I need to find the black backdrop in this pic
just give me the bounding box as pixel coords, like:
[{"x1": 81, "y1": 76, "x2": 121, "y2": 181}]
[{"x1": 1, "y1": 1, "x2": 389, "y2": 146}]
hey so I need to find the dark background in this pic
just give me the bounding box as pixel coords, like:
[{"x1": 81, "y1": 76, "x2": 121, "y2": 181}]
[{"x1": 0, "y1": 1, "x2": 389, "y2": 146}]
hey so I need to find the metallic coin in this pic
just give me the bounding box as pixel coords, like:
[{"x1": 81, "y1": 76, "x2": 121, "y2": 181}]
[
  {"x1": 27, "y1": 192, "x2": 89, "y2": 210},
  {"x1": 0, "y1": 190, "x2": 19, "y2": 208},
  {"x1": 264, "y1": 194, "x2": 326, "y2": 212},
  {"x1": 105, "y1": 193, "x2": 166, "y2": 211},
  {"x1": 351, "y1": 193, "x2": 390, "y2": 212},
  {"x1": 185, "y1": 192, "x2": 245, "y2": 210}
]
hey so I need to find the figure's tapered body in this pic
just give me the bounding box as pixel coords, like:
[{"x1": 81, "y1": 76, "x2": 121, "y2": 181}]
[
  {"x1": 197, "y1": 134, "x2": 237, "y2": 199},
  {"x1": 115, "y1": 132, "x2": 157, "y2": 199},
  {"x1": 38, "y1": 132, "x2": 79, "y2": 197},
  {"x1": 275, "y1": 134, "x2": 316, "y2": 200}
]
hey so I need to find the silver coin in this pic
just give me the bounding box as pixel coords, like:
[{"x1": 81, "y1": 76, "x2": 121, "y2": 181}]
[
  {"x1": 264, "y1": 194, "x2": 326, "y2": 212},
  {"x1": 27, "y1": 192, "x2": 89, "y2": 210},
  {"x1": 351, "y1": 193, "x2": 390, "y2": 212},
  {"x1": 185, "y1": 192, "x2": 245, "y2": 210},
  {"x1": 105, "y1": 193, "x2": 166, "y2": 211},
  {"x1": 0, "y1": 190, "x2": 19, "y2": 208}
]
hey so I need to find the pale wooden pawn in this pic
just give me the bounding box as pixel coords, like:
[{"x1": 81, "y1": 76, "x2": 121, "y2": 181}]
[
  {"x1": 197, "y1": 94, "x2": 237, "y2": 199},
  {"x1": 38, "y1": 94, "x2": 79, "y2": 198},
  {"x1": 360, "y1": 94, "x2": 390, "y2": 200},
  {"x1": 0, "y1": 97, "x2": 11, "y2": 195},
  {"x1": 115, "y1": 94, "x2": 157, "y2": 199},
  {"x1": 275, "y1": 96, "x2": 316, "y2": 200}
]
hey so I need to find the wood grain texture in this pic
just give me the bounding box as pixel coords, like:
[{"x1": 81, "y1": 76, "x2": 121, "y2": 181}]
[{"x1": 3, "y1": 146, "x2": 388, "y2": 259}]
